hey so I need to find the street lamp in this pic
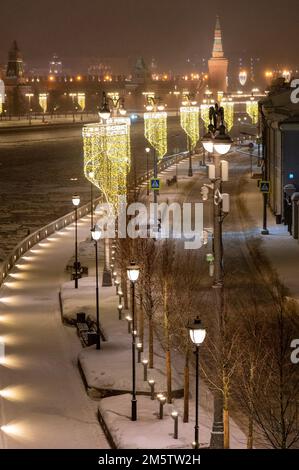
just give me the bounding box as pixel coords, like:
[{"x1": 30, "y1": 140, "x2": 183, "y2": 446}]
[
  {"x1": 88, "y1": 171, "x2": 95, "y2": 231},
  {"x1": 72, "y1": 194, "x2": 80, "y2": 289},
  {"x1": 145, "y1": 147, "x2": 151, "y2": 196},
  {"x1": 201, "y1": 104, "x2": 232, "y2": 449},
  {"x1": 180, "y1": 94, "x2": 200, "y2": 177},
  {"x1": 25, "y1": 93, "x2": 34, "y2": 125},
  {"x1": 69, "y1": 93, "x2": 77, "y2": 123},
  {"x1": 91, "y1": 224, "x2": 102, "y2": 349},
  {"x1": 127, "y1": 261, "x2": 140, "y2": 421},
  {"x1": 187, "y1": 316, "x2": 206, "y2": 450}
]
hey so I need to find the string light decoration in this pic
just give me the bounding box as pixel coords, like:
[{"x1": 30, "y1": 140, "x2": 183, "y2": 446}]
[
  {"x1": 221, "y1": 101, "x2": 234, "y2": 131},
  {"x1": 180, "y1": 106, "x2": 200, "y2": 150},
  {"x1": 144, "y1": 111, "x2": 167, "y2": 160},
  {"x1": 246, "y1": 100, "x2": 259, "y2": 124},
  {"x1": 38, "y1": 93, "x2": 48, "y2": 113},
  {"x1": 82, "y1": 117, "x2": 131, "y2": 209},
  {"x1": 200, "y1": 104, "x2": 211, "y2": 129},
  {"x1": 77, "y1": 93, "x2": 86, "y2": 111}
]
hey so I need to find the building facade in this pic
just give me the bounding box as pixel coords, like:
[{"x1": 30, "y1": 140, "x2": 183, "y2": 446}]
[{"x1": 260, "y1": 78, "x2": 299, "y2": 233}]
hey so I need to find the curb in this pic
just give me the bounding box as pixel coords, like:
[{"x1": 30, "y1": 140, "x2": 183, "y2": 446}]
[
  {"x1": 77, "y1": 358, "x2": 184, "y2": 400},
  {"x1": 97, "y1": 408, "x2": 117, "y2": 449}
]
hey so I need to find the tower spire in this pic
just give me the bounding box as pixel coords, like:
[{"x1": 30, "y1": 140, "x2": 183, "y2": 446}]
[{"x1": 212, "y1": 15, "x2": 224, "y2": 59}]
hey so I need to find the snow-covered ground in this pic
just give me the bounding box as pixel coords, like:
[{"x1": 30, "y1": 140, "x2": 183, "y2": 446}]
[
  {"x1": 98, "y1": 394, "x2": 247, "y2": 449},
  {"x1": 0, "y1": 214, "x2": 109, "y2": 448}
]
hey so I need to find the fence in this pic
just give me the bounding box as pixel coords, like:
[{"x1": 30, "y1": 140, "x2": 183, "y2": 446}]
[{"x1": 0, "y1": 198, "x2": 100, "y2": 288}]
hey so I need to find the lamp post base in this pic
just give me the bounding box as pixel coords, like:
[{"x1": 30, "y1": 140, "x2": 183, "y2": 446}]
[
  {"x1": 261, "y1": 229, "x2": 269, "y2": 235},
  {"x1": 188, "y1": 168, "x2": 193, "y2": 177},
  {"x1": 131, "y1": 398, "x2": 137, "y2": 421},
  {"x1": 102, "y1": 268, "x2": 112, "y2": 287}
]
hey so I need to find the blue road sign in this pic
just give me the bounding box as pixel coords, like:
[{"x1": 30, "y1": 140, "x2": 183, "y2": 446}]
[
  {"x1": 150, "y1": 178, "x2": 160, "y2": 191},
  {"x1": 259, "y1": 180, "x2": 270, "y2": 194}
]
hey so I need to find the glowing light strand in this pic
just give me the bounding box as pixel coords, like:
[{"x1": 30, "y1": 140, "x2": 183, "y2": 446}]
[
  {"x1": 83, "y1": 118, "x2": 131, "y2": 209},
  {"x1": 221, "y1": 102, "x2": 234, "y2": 131},
  {"x1": 144, "y1": 112, "x2": 167, "y2": 160},
  {"x1": 246, "y1": 101, "x2": 259, "y2": 124},
  {"x1": 180, "y1": 106, "x2": 200, "y2": 150}
]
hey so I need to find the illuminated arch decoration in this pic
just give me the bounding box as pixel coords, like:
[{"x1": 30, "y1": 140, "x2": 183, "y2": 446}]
[
  {"x1": 78, "y1": 93, "x2": 86, "y2": 111},
  {"x1": 144, "y1": 112, "x2": 167, "y2": 160},
  {"x1": 39, "y1": 93, "x2": 48, "y2": 113},
  {"x1": 83, "y1": 117, "x2": 131, "y2": 209},
  {"x1": 200, "y1": 104, "x2": 211, "y2": 130},
  {"x1": 246, "y1": 100, "x2": 258, "y2": 125},
  {"x1": 221, "y1": 101, "x2": 234, "y2": 131},
  {"x1": 180, "y1": 106, "x2": 200, "y2": 150}
]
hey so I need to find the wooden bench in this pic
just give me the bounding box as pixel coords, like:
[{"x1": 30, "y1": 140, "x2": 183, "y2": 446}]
[
  {"x1": 166, "y1": 175, "x2": 177, "y2": 186},
  {"x1": 75, "y1": 312, "x2": 107, "y2": 347}
]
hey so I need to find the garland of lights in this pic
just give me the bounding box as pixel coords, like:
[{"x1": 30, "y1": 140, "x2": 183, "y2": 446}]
[
  {"x1": 78, "y1": 93, "x2": 86, "y2": 111},
  {"x1": 144, "y1": 112, "x2": 167, "y2": 159},
  {"x1": 39, "y1": 94, "x2": 48, "y2": 113},
  {"x1": 221, "y1": 101, "x2": 234, "y2": 131},
  {"x1": 82, "y1": 117, "x2": 131, "y2": 209},
  {"x1": 180, "y1": 106, "x2": 200, "y2": 150},
  {"x1": 200, "y1": 104, "x2": 211, "y2": 129},
  {"x1": 246, "y1": 100, "x2": 259, "y2": 124}
]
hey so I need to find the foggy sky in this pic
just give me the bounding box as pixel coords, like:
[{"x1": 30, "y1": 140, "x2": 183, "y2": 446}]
[{"x1": 1, "y1": 0, "x2": 299, "y2": 69}]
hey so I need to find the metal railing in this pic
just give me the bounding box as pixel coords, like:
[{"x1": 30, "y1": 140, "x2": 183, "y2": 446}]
[
  {"x1": 0, "y1": 149, "x2": 202, "y2": 286},
  {"x1": 0, "y1": 197, "x2": 101, "y2": 287}
]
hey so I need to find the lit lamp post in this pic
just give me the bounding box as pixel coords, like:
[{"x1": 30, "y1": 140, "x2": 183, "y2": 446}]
[
  {"x1": 127, "y1": 261, "x2": 140, "y2": 421},
  {"x1": 145, "y1": 147, "x2": 151, "y2": 196},
  {"x1": 91, "y1": 225, "x2": 102, "y2": 350},
  {"x1": 25, "y1": 93, "x2": 34, "y2": 125},
  {"x1": 180, "y1": 94, "x2": 200, "y2": 177},
  {"x1": 72, "y1": 194, "x2": 81, "y2": 289},
  {"x1": 88, "y1": 171, "x2": 95, "y2": 231},
  {"x1": 69, "y1": 93, "x2": 77, "y2": 123},
  {"x1": 187, "y1": 316, "x2": 207, "y2": 450},
  {"x1": 202, "y1": 104, "x2": 232, "y2": 449}
]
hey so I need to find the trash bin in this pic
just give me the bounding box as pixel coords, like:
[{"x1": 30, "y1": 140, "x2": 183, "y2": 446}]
[{"x1": 291, "y1": 193, "x2": 299, "y2": 239}]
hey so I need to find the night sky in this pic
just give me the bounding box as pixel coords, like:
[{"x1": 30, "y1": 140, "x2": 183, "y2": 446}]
[{"x1": 1, "y1": 0, "x2": 299, "y2": 69}]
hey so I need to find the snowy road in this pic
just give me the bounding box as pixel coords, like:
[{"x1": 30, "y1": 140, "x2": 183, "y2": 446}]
[{"x1": 0, "y1": 215, "x2": 109, "y2": 449}]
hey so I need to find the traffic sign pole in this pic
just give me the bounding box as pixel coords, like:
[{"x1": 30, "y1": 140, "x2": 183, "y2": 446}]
[
  {"x1": 262, "y1": 192, "x2": 269, "y2": 235},
  {"x1": 259, "y1": 180, "x2": 270, "y2": 235}
]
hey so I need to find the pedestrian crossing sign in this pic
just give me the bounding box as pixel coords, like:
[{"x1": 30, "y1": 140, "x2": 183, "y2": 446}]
[
  {"x1": 150, "y1": 178, "x2": 160, "y2": 191},
  {"x1": 259, "y1": 180, "x2": 270, "y2": 193}
]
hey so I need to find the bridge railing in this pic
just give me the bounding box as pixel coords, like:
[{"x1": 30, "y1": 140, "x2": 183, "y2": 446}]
[{"x1": 0, "y1": 198, "x2": 101, "y2": 288}]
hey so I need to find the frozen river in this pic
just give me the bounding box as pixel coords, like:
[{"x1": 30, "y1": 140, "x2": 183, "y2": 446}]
[{"x1": 0, "y1": 119, "x2": 186, "y2": 262}]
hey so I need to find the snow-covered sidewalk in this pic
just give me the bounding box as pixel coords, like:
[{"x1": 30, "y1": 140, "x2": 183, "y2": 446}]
[
  {"x1": 98, "y1": 394, "x2": 246, "y2": 449},
  {"x1": 0, "y1": 213, "x2": 109, "y2": 449}
]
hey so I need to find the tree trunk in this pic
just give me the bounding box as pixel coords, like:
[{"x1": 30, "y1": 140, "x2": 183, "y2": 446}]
[
  {"x1": 223, "y1": 409, "x2": 230, "y2": 449},
  {"x1": 183, "y1": 349, "x2": 189, "y2": 423},
  {"x1": 166, "y1": 350, "x2": 172, "y2": 404},
  {"x1": 223, "y1": 378, "x2": 230, "y2": 449},
  {"x1": 164, "y1": 281, "x2": 172, "y2": 403},
  {"x1": 138, "y1": 286, "x2": 144, "y2": 351},
  {"x1": 149, "y1": 315, "x2": 154, "y2": 368},
  {"x1": 247, "y1": 414, "x2": 253, "y2": 449}
]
